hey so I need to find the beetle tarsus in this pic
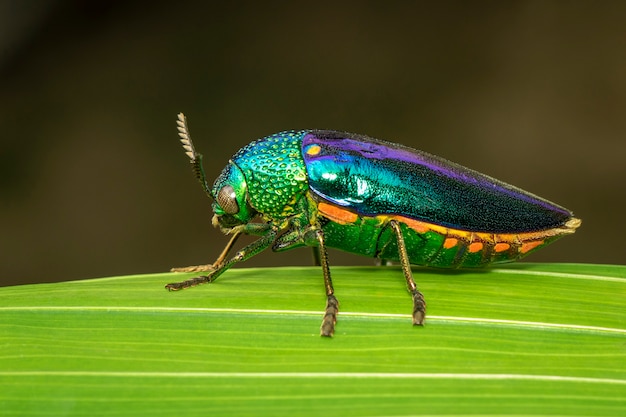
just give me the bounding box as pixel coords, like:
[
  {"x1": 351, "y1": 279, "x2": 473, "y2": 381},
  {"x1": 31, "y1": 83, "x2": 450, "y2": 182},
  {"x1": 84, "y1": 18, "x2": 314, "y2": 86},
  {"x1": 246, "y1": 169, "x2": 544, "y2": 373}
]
[
  {"x1": 165, "y1": 275, "x2": 212, "y2": 291},
  {"x1": 309, "y1": 228, "x2": 339, "y2": 337},
  {"x1": 320, "y1": 294, "x2": 339, "y2": 337},
  {"x1": 411, "y1": 290, "x2": 426, "y2": 326}
]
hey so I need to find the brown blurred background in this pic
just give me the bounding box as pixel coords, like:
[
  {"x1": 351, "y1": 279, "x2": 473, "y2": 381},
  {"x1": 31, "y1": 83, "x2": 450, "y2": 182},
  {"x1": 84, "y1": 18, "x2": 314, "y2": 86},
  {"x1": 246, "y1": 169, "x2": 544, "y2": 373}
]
[{"x1": 1, "y1": 1, "x2": 624, "y2": 286}]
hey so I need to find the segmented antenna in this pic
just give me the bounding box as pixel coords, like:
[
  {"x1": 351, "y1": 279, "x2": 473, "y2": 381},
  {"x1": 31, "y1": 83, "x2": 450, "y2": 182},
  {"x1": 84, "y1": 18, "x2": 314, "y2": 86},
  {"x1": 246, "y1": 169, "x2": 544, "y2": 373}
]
[{"x1": 176, "y1": 113, "x2": 212, "y2": 198}]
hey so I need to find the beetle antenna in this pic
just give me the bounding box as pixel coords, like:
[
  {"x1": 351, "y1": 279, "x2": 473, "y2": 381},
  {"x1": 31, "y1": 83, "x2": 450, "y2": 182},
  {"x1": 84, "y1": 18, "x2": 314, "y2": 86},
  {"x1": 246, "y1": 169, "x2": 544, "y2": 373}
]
[{"x1": 176, "y1": 113, "x2": 212, "y2": 199}]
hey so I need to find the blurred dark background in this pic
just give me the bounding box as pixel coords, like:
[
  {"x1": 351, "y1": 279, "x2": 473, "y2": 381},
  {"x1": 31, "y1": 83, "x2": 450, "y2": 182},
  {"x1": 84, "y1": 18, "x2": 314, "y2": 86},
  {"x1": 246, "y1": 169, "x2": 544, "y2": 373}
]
[{"x1": 1, "y1": 0, "x2": 624, "y2": 286}]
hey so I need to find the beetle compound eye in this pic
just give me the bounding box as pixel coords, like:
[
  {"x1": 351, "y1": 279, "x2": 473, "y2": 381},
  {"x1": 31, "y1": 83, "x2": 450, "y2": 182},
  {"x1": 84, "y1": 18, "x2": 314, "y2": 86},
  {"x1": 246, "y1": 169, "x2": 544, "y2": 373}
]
[{"x1": 217, "y1": 185, "x2": 239, "y2": 214}]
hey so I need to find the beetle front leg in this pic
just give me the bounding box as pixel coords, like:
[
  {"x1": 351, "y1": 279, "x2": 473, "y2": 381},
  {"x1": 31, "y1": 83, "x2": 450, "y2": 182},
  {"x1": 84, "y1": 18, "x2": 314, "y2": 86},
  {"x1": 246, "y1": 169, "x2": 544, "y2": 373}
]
[
  {"x1": 165, "y1": 228, "x2": 277, "y2": 291},
  {"x1": 170, "y1": 223, "x2": 271, "y2": 272},
  {"x1": 170, "y1": 232, "x2": 242, "y2": 273},
  {"x1": 389, "y1": 220, "x2": 426, "y2": 326}
]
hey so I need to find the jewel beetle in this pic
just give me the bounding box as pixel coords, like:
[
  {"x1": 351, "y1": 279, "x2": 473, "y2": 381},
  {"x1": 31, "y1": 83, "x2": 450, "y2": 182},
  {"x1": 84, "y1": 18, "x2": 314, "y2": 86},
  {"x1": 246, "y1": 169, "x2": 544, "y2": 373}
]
[{"x1": 166, "y1": 113, "x2": 581, "y2": 337}]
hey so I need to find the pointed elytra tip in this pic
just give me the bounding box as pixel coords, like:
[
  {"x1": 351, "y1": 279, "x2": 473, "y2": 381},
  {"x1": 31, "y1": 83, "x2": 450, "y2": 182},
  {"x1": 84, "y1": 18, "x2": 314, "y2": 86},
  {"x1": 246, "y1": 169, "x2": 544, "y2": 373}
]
[{"x1": 566, "y1": 217, "x2": 582, "y2": 230}]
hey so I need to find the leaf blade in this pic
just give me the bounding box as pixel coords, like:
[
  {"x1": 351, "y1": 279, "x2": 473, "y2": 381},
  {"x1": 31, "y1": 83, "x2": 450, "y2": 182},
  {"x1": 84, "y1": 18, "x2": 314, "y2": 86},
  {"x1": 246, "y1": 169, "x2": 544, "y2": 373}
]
[{"x1": 1, "y1": 263, "x2": 625, "y2": 416}]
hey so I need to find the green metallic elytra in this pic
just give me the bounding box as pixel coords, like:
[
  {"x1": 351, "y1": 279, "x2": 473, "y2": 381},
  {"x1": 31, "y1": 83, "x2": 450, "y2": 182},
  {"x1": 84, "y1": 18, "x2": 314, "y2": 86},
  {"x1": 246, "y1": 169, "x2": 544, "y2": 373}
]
[{"x1": 167, "y1": 113, "x2": 580, "y2": 337}]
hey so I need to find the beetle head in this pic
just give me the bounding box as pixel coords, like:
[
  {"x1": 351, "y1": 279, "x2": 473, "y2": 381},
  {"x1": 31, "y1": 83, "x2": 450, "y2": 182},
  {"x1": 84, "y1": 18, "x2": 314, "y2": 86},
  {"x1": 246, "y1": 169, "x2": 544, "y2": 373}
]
[{"x1": 211, "y1": 161, "x2": 257, "y2": 230}]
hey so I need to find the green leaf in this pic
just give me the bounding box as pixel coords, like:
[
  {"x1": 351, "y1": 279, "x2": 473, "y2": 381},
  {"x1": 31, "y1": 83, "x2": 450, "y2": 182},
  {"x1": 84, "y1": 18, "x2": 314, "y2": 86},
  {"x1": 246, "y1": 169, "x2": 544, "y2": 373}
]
[{"x1": 1, "y1": 263, "x2": 625, "y2": 416}]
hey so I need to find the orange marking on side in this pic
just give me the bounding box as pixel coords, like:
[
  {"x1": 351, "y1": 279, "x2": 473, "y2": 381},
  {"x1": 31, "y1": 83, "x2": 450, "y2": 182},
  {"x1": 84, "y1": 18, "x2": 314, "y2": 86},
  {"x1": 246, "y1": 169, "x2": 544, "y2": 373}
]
[
  {"x1": 468, "y1": 242, "x2": 483, "y2": 253},
  {"x1": 443, "y1": 238, "x2": 458, "y2": 249},
  {"x1": 367, "y1": 215, "x2": 570, "y2": 258},
  {"x1": 520, "y1": 240, "x2": 544, "y2": 254},
  {"x1": 318, "y1": 202, "x2": 358, "y2": 224},
  {"x1": 390, "y1": 216, "x2": 431, "y2": 234},
  {"x1": 494, "y1": 242, "x2": 511, "y2": 252}
]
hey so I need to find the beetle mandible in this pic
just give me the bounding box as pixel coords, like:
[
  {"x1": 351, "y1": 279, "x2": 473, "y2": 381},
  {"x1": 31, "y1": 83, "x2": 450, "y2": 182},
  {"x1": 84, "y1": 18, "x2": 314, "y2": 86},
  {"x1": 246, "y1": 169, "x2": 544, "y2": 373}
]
[{"x1": 166, "y1": 113, "x2": 581, "y2": 337}]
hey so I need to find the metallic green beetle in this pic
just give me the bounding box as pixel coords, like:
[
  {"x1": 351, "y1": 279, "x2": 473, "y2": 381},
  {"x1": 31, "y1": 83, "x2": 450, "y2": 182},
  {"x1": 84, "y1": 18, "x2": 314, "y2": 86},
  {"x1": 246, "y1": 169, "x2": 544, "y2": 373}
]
[{"x1": 167, "y1": 113, "x2": 581, "y2": 336}]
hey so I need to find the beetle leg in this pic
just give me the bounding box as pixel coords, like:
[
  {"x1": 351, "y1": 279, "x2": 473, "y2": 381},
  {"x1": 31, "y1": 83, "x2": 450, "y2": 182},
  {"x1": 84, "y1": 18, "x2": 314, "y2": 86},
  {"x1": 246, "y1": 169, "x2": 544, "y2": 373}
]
[
  {"x1": 311, "y1": 247, "x2": 322, "y2": 267},
  {"x1": 305, "y1": 229, "x2": 338, "y2": 337},
  {"x1": 273, "y1": 224, "x2": 337, "y2": 336},
  {"x1": 271, "y1": 226, "x2": 321, "y2": 270},
  {"x1": 170, "y1": 223, "x2": 271, "y2": 272},
  {"x1": 165, "y1": 228, "x2": 277, "y2": 291},
  {"x1": 389, "y1": 220, "x2": 426, "y2": 326},
  {"x1": 170, "y1": 232, "x2": 242, "y2": 272}
]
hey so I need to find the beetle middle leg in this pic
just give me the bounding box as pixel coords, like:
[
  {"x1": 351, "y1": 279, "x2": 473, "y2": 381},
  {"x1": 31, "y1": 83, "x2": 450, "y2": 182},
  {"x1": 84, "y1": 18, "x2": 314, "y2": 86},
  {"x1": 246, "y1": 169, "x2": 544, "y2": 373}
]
[
  {"x1": 389, "y1": 220, "x2": 426, "y2": 326},
  {"x1": 307, "y1": 229, "x2": 338, "y2": 337}
]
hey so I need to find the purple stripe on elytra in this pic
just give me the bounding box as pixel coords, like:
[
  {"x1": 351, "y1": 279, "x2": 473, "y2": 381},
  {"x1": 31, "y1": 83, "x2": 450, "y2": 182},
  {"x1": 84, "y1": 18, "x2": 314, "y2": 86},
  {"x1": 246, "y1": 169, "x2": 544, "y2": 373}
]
[{"x1": 302, "y1": 132, "x2": 570, "y2": 216}]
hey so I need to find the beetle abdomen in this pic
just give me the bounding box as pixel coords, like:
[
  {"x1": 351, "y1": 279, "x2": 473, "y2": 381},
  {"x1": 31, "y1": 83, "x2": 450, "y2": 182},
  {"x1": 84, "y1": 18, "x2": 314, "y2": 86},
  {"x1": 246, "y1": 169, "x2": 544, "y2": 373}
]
[
  {"x1": 316, "y1": 201, "x2": 581, "y2": 268},
  {"x1": 377, "y1": 214, "x2": 581, "y2": 268}
]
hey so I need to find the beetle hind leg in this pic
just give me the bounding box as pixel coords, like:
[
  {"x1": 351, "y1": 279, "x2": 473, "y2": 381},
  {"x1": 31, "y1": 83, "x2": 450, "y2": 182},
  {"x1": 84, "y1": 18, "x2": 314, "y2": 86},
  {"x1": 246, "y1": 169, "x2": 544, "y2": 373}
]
[{"x1": 389, "y1": 220, "x2": 426, "y2": 326}]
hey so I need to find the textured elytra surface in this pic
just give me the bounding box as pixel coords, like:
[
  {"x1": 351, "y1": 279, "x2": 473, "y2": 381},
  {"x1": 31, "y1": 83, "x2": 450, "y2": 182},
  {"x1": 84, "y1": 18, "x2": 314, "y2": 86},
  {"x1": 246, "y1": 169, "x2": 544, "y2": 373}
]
[{"x1": 302, "y1": 131, "x2": 575, "y2": 233}]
